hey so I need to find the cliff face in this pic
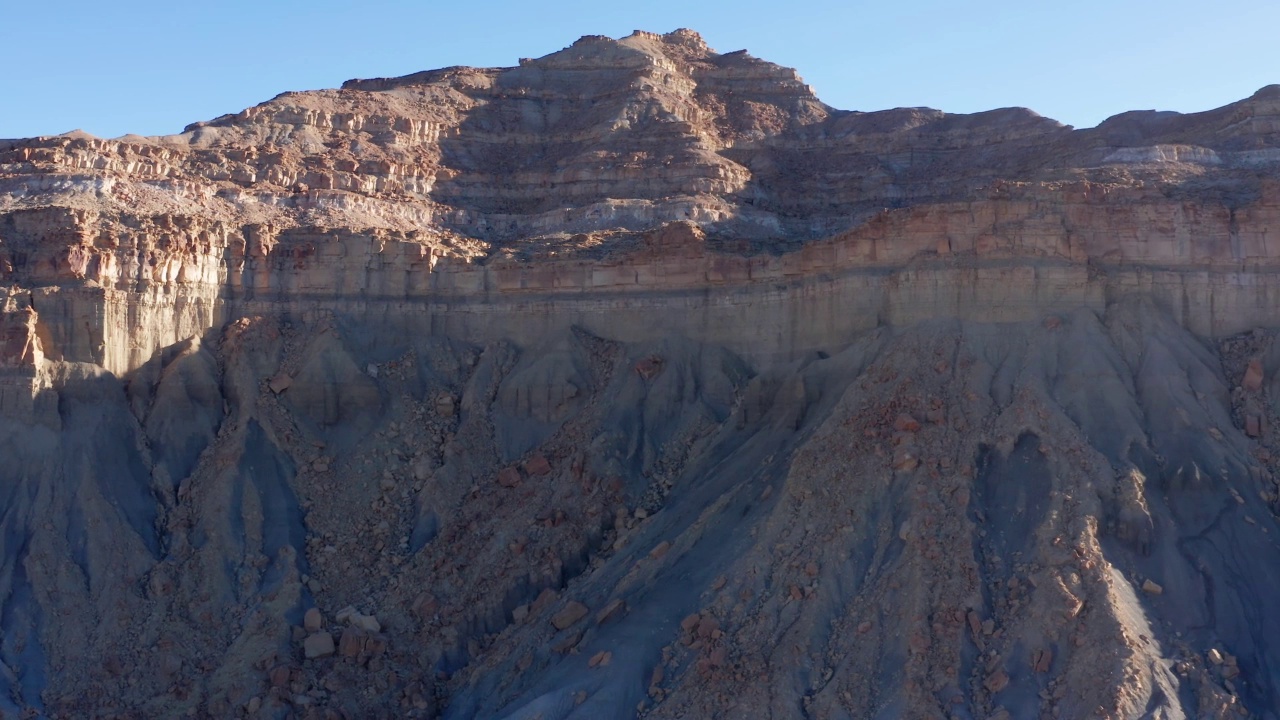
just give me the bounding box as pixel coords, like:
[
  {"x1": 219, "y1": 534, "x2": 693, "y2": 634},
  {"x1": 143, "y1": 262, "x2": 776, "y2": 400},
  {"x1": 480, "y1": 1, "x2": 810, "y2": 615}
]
[
  {"x1": 3, "y1": 31, "x2": 1280, "y2": 377},
  {"x1": 3, "y1": 28, "x2": 1280, "y2": 720}
]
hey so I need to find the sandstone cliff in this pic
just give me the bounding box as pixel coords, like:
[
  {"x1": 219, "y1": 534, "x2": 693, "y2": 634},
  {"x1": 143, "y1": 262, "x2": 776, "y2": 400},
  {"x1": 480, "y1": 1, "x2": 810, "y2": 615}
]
[{"x1": 2, "y1": 28, "x2": 1280, "y2": 720}]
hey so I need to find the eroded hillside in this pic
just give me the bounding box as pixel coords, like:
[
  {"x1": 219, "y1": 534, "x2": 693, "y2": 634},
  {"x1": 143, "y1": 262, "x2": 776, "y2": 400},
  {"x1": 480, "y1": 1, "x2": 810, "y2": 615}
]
[{"x1": 3, "y1": 28, "x2": 1280, "y2": 720}]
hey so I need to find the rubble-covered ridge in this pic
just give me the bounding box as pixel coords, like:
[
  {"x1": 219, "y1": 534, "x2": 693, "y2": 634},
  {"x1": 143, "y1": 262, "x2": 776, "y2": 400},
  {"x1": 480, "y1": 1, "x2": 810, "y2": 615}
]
[{"x1": 3, "y1": 28, "x2": 1280, "y2": 720}]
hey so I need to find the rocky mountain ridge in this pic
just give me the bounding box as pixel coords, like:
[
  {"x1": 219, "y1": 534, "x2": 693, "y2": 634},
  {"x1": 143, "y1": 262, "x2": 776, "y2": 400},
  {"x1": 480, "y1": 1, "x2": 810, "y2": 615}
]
[
  {"x1": 2, "y1": 28, "x2": 1280, "y2": 720},
  {"x1": 3, "y1": 31, "x2": 1280, "y2": 380}
]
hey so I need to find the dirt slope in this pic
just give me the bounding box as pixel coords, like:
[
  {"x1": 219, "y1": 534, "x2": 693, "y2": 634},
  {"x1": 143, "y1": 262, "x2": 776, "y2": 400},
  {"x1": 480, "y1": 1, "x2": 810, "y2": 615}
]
[
  {"x1": 2, "y1": 28, "x2": 1280, "y2": 720},
  {"x1": 1, "y1": 298, "x2": 1277, "y2": 718}
]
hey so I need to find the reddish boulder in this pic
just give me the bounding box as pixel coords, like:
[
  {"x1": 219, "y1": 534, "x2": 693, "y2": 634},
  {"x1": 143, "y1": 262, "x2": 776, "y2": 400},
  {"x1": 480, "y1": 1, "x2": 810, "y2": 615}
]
[
  {"x1": 552, "y1": 601, "x2": 589, "y2": 630},
  {"x1": 497, "y1": 467, "x2": 522, "y2": 487},
  {"x1": 523, "y1": 454, "x2": 552, "y2": 476},
  {"x1": 1244, "y1": 358, "x2": 1265, "y2": 392}
]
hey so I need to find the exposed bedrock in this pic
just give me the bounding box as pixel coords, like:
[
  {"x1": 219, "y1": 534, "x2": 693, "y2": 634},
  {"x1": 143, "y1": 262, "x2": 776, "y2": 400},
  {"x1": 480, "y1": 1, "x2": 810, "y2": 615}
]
[{"x1": 3, "y1": 26, "x2": 1280, "y2": 720}]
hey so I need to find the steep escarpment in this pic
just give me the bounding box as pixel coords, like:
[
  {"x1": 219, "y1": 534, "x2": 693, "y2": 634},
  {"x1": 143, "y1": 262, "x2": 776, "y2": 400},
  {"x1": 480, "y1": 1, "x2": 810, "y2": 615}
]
[{"x1": 3, "y1": 28, "x2": 1280, "y2": 720}]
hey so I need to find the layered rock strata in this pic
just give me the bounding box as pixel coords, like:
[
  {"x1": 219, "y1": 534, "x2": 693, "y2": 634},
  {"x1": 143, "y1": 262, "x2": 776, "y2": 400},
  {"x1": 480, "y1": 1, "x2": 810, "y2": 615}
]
[{"x1": 2, "y1": 28, "x2": 1280, "y2": 720}]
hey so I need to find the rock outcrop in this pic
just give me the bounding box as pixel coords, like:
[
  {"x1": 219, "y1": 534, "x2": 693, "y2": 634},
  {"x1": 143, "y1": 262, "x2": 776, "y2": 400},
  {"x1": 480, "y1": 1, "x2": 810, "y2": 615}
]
[{"x1": 3, "y1": 28, "x2": 1280, "y2": 720}]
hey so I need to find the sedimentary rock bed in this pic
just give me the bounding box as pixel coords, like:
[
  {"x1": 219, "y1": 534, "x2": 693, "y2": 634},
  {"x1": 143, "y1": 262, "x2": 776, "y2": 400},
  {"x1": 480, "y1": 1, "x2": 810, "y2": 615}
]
[{"x1": 2, "y1": 28, "x2": 1280, "y2": 720}]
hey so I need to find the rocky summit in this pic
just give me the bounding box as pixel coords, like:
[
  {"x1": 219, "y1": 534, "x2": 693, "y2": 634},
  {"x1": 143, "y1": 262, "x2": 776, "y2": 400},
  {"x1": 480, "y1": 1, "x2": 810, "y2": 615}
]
[{"x1": 2, "y1": 27, "x2": 1280, "y2": 719}]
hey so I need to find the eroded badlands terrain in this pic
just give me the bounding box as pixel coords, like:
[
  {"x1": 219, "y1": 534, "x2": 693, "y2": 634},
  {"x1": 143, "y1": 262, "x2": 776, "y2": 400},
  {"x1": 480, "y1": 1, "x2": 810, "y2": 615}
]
[{"x1": 3, "y1": 28, "x2": 1280, "y2": 719}]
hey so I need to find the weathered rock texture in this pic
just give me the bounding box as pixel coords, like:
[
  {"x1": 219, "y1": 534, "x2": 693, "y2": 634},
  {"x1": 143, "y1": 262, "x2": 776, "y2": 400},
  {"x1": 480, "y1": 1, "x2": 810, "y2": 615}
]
[{"x1": 2, "y1": 28, "x2": 1280, "y2": 720}]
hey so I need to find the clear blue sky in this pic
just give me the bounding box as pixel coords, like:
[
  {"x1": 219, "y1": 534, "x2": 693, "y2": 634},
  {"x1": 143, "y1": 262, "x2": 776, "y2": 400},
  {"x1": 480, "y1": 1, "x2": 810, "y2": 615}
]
[{"x1": 3, "y1": 0, "x2": 1278, "y2": 139}]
